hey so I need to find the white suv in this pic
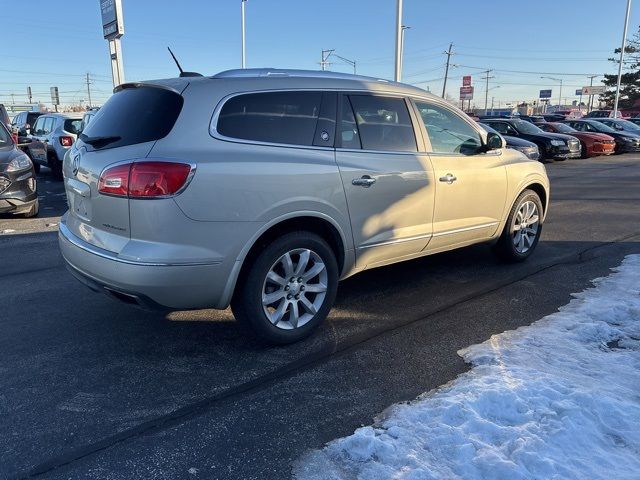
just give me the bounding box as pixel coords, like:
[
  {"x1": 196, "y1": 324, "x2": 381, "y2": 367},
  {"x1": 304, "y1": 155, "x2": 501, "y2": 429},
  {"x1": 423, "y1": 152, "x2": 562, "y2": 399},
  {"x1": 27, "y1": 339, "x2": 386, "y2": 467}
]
[
  {"x1": 29, "y1": 113, "x2": 83, "y2": 179},
  {"x1": 59, "y1": 69, "x2": 550, "y2": 344}
]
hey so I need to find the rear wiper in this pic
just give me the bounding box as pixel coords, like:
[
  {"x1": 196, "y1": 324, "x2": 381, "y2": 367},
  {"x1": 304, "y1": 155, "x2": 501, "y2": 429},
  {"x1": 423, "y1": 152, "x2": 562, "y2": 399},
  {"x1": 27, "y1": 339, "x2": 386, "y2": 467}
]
[{"x1": 80, "y1": 134, "x2": 121, "y2": 148}]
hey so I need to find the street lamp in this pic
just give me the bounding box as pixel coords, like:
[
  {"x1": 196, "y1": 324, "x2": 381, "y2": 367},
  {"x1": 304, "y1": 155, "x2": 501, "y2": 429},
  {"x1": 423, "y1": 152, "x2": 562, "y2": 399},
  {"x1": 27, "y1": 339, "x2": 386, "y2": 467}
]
[
  {"x1": 394, "y1": 0, "x2": 403, "y2": 81},
  {"x1": 400, "y1": 25, "x2": 411, "y2": 78},
  {"x1": 241, "y1": 0, "x2": 247, "y2": 69},
  {"x1": 614, "y1": 0, "x2": 632, "y2": 117},
  {"x1": 540, "y1": 76, "x2": 563, "y2": 110}
]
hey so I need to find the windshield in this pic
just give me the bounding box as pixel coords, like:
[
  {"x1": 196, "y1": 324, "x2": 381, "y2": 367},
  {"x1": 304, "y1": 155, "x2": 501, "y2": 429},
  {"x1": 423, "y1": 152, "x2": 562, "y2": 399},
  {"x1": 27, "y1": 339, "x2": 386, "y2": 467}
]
[
  {"x1": 614, "y1": 120, "x2": 640, "y2": 131},
  {"x1": 551, "y1": 123, "x2": 577, "y2": 134},
  {"x1": 588, "y1": 121, "x2": 617, "y2": 133},
  {"x1": 479, "y1": 123, "x2": 498, "y2": 134},
  {"x1": 0, "y1": 124, "x2": 11, "y2": 147},
  {"x1": 514, "y1": 120, "x2": 544, "y2": 134}
]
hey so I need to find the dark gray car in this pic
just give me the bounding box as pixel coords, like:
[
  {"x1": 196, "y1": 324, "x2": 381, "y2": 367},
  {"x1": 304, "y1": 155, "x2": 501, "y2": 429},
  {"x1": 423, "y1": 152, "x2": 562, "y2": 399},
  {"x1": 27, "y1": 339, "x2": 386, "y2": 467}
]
[{"x1": 0, "y1": 123, "x2": 38, "y2": 217}]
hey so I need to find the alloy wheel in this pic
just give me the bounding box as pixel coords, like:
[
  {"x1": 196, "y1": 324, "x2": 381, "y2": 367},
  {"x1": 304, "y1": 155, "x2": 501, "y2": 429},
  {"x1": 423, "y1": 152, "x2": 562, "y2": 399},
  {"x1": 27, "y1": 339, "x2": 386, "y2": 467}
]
[
  {"x1": 512, "y1": 200, "x2": 540, "y2": 254},
  {"x1": 261, "y1": 248, "x2": 328, "y2": 330}
]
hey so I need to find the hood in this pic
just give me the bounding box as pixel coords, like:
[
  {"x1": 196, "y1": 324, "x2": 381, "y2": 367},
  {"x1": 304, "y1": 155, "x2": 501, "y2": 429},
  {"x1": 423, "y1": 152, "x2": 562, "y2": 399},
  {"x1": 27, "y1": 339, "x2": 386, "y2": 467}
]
[
  {"x1": 519, "y1": 131, "x2": 571, "y2": 142},
  {"x1": 0, "y1": 145, "x2": 23, "y2": 168},
  {"x1": 569, "y1": 132, "x2": 615, "y2": 142},
  {"x1": 504, "y1": 135, "x2": 537, "y2": 148}
]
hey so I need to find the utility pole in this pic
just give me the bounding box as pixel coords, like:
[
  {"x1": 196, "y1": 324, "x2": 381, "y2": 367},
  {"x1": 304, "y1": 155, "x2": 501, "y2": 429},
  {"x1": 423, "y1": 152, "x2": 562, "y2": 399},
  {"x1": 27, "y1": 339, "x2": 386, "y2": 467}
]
[
  {"x1": 394, "y1": 0, "x2": 403, "y2": 82},
  {"x1": 614, "y1": 0, "x2": 632, "y2": 117},
  {"x1": 10, "y1": 93, "x2": 15, "y2": 105},
  {"x1": 27, "y1": 86, "x2": 32, "y2": 104},
  {"x1": 320, "y1": 49, "x2": 334, "y2": 71},
  {"x1": 85, "y1": 73, "x2": 93, "y2": 109},
  {"x1": 441, "y1": 43, "x2": 454, "y2": 98},
  {"x1": 241, "y1": 0, "x2": 247, "y2": 68},
  {"x1": 586, "y1": 74, "x2": 598, "y2": 113},
  {"x1": 482, "y1": 70, "x2": 494, "y2": 115}
]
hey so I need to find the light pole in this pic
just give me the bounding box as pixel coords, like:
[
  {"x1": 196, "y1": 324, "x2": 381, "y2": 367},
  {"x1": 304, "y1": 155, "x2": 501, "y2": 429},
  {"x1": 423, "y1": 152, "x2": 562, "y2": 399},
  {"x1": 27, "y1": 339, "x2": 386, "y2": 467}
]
[
  {"x1": 241, "y1": 0, "x2": 247, "y2": 69},
  {"x1": 488, "y1": 86, "x2": 500, "y2": 114},
  {"x1": 614, "y1": 0, "x2": 632, "y2": 117},
  {"x1": 394, "y1": 0, "x2": 403, "y2": 82},
  {"x1": 400, "y1": 25, "x2": 411, "y2": 78},
  {"x1": 541, "y1": 76, "x2": 563, "y2": 110}
]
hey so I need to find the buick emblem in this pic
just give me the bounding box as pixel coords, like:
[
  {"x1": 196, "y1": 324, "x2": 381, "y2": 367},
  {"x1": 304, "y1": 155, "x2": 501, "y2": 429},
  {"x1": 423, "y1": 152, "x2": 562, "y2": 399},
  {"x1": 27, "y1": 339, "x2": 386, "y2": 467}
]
[{"x1": 71, "y1": 154, "x2": 80, "y2": 176}]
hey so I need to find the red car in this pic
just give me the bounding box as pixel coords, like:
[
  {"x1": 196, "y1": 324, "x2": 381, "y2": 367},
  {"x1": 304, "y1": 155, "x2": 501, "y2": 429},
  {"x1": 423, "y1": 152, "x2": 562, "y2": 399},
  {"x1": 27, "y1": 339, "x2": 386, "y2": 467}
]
[{"x1": 538, "y1": 122, "x2": 615, "y2": 158}]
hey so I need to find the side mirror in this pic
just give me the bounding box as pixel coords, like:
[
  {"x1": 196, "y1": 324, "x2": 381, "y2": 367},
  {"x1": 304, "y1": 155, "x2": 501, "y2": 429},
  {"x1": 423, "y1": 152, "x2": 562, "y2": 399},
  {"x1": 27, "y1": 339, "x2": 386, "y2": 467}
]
[
  {"x1": 486, "y1": 131, "x2": 504, "y2": 150},
  {"x1": 615, "y1": 124, "x2": 624, "y2": 131}
]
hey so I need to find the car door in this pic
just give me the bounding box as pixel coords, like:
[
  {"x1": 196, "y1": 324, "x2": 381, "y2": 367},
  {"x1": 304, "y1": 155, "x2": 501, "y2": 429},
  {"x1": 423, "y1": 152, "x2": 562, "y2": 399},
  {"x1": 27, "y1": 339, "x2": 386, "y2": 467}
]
[
  {"x1": 29, "y1": 116, "x2": 49, "y2": 163},
  {"x1": 412, "y1": 100, "x2": 507, "y2": 252},
  {"x1": 334, "y1": 94, "x2": 435, "y2": 269}
]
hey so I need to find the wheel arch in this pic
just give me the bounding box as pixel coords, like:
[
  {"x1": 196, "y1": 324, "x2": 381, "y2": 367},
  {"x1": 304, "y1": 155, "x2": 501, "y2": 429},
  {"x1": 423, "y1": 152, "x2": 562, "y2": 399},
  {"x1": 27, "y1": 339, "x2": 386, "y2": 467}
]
[{"x1": 216, "y1": 212, "x2": 353, "y2": 309}]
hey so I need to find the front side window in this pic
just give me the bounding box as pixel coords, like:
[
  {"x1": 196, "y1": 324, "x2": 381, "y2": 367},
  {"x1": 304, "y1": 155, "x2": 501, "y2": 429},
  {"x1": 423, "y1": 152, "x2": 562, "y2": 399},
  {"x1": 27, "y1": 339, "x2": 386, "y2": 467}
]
[
  {"x1": 415, "y1": 101, "x2": 482, "y2": 155},
  {"x1": 33, "y1": 117, "x2": 45, "y2": 134},
  {"x1": 217, "y1": 91, "x2": 322, "y2": 146},
  {"x1": 348, "y1": 95, "x2": 417, "y2": 152}
]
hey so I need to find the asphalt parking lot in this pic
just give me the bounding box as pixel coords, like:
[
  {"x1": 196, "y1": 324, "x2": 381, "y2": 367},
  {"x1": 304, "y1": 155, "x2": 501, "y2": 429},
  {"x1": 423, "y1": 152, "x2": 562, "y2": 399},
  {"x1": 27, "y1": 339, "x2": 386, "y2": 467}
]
[{"x1": 2, "y1": 155, "x2": 640, "y2": 480}]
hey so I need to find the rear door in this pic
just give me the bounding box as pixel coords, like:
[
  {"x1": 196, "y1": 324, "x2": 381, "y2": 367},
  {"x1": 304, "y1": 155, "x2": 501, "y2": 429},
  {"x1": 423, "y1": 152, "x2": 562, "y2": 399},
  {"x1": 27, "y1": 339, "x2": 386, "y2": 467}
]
[
  {"x1": 334, "y1": 93, "x2": 435, "y2": 268},
  {"x1": 63, "y1": 84, "x2": 186, "y2": 253},
  {"x1": 412, "y1": 100, "x2": 507, "y2": 252}
]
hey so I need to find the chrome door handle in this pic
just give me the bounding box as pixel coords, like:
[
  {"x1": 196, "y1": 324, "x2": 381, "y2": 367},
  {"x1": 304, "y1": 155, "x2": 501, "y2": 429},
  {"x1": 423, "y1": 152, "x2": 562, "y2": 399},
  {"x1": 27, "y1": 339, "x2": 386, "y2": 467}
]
[
  {"x1": 439, "y1": 173, "x2": 457, "y2": 184},
  {"x1": 352, "y1": 175, "x2": 376, "y2": 187}
]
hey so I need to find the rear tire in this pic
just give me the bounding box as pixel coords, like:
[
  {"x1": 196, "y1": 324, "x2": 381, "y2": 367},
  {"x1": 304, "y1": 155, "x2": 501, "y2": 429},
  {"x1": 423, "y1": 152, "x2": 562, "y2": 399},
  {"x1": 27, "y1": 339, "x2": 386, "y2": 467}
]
[
  {"x1": 32, "y1": 162, "x2": 41, "y2": 174},
  {"x1": 231, "y1": 231, "x2": 339, "y2": 344},
  {"x1": 494, "y1": 189, "x2": 543, "y2": 263},
  {"x1": 49, "y1": 152, "x2": 62, "y2": 180}
]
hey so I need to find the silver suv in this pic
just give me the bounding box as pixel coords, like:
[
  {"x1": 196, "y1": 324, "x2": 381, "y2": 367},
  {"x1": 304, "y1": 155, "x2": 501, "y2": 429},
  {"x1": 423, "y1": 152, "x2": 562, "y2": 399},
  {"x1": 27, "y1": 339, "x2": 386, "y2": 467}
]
[
  {"x1": 29, "y1": 113, "x2": 83, "y2": 179},
  {"x1": 59, "y1": 69, "x2": 550, "y2": 344}
]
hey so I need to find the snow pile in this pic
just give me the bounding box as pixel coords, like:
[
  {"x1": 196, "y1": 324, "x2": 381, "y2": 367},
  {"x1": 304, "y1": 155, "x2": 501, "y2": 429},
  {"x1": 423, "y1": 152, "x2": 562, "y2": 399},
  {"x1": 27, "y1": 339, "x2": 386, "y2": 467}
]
[{"x1": 294, "y1": 255, "x2": 640, "y2": 480}]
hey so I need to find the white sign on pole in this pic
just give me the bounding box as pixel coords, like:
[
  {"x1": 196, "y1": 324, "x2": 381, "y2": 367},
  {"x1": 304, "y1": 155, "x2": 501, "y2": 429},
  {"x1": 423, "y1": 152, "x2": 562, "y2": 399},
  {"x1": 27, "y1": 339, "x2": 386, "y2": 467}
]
[{"x1": 581, "y1": 86, "x2": 606, "y2": 96}]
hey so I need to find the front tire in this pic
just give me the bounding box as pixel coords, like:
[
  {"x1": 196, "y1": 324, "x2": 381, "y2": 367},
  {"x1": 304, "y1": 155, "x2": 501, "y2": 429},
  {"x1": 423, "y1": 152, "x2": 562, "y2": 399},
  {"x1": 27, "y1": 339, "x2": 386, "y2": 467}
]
[
  {"x1": 231, "y1": 231, "x2": 339, "y2": 344},
  {"x1": 494, "y1": 189, "x2": 543, "y2": 263}
]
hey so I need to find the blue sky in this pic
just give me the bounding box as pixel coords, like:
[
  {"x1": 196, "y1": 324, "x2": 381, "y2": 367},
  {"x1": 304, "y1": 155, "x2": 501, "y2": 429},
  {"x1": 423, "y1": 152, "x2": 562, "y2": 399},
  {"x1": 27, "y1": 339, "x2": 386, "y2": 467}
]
[{"x1": 1, "y1": 0, "x2": 638, "y2": 108}]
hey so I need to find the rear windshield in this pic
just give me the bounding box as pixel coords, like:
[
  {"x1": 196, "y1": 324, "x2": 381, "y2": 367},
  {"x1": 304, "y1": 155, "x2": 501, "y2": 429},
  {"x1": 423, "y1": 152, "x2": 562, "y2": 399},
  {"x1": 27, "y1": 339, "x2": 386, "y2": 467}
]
[{"x1": 80, "y1": 86, "x2": 183, "y2": 150}]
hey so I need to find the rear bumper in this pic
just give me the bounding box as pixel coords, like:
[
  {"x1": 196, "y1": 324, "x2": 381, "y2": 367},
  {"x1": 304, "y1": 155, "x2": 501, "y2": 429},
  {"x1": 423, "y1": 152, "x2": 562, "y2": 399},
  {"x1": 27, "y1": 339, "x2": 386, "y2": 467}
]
[{"x1": 58, "y1": 214, "x2": 233, "y2": 310}]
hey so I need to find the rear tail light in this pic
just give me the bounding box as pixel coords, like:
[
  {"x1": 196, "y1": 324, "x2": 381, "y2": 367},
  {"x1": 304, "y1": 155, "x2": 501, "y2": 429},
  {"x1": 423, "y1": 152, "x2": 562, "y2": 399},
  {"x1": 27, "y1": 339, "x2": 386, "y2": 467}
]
[
  {"x1": 60, "y1": 136, "x2": 74, "y2": 147},
  {"x1": 98, "y1": 161, "x2": 193, "y2": 198}
]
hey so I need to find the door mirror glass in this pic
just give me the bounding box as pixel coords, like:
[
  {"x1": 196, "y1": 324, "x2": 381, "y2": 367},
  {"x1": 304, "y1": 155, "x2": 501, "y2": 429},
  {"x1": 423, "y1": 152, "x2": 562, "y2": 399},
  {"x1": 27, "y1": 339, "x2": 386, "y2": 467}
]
[{"x1": 486, "y1": 131, "x2": 504, "y2": 150}]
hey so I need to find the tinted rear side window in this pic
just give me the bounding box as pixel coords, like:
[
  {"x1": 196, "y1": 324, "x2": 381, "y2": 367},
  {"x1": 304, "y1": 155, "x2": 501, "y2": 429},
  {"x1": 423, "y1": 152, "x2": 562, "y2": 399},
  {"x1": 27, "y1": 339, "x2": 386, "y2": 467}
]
[
  {"x1": 217, "y1": 91, "x2": 322, "y2": 146},
  {"x1": 348, "y1": 95, "x2": 417, "y2": 152},
  {"x1": 81, "y1": 86, "x2": 183, "y2": 150},
  {"x1": 64, "y1": 119, "x2": 82, "y2": 135}
]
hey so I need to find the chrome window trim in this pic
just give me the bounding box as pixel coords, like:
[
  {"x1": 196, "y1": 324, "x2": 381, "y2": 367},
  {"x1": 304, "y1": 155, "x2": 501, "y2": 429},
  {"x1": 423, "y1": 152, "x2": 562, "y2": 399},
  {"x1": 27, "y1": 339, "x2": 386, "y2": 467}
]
[{"x1": 209, "y1": 88, "x2": 423, "y2": 152}]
